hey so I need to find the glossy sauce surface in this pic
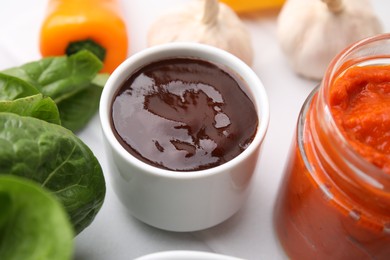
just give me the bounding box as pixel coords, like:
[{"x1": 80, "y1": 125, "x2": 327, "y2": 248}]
[{"x1": 111, "y1": 58, "x2": 258, "y2": 171}]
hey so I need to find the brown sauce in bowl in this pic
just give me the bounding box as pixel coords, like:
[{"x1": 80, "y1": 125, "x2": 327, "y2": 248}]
[{"x1": 111, "y1": 58, "x2": 258, "y2": 171}]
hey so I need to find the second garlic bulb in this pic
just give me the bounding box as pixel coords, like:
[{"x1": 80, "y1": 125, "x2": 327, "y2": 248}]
[{"x1": 277, "y1": 0, "x2": 383, "y2": 80}]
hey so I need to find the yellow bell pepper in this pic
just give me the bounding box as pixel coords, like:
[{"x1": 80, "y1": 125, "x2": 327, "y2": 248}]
[{"x1": 220, "y1": 0, "x2": 285, "y2": 13}]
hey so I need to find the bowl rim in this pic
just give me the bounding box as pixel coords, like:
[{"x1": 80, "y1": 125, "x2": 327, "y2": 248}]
[
  {"x1": 134, "y1": 250, "x2": 244, "y2": 260},
  {"x1": 99, "y1": 42, "x2": 269, "y2": 179}
]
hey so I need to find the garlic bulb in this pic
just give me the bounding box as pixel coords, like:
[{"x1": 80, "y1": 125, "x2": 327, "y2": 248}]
[
  {"x1": 277, "y1": 0, "x2": 383, "y2": 80},
  {"x1": 147, "y1": 0, "x2": 254, "y2": 66}
]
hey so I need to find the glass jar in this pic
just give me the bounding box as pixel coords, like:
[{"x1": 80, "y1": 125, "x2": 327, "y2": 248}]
[{"x1": 274, "y1": 34, "x2": 390, "y2": 259}]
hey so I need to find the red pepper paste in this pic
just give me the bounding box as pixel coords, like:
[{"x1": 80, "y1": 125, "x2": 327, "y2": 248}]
[
  {"x1": 274, "y1": 64, "x2": 390, "y2": 259},
  {"x1": 330, "y1": 65, "x2": 390, "y2": 173}
]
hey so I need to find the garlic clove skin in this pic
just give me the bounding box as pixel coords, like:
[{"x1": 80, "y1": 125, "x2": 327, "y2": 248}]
[
  {"x1": 277, "y1": 0, "x2": 383, "y2": 80},
  {"x1": 147, "y1": 0, "x2": 254, "y2": 66}
]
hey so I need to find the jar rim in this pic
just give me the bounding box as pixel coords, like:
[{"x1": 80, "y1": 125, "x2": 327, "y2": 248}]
[{"x1": 316, "y1": 33, "x2": 390, "y2": 189}]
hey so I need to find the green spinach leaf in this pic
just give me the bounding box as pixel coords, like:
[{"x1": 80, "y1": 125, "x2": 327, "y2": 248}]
[
  {"x1": 58, "y1": 82, "x2": 102, "y2": 131},
  {"x1": 1, "y1": 50, "x2": 105, "y2": 132},
  {"x1": 0, "y1": 112, "x2": 106, "y2": 234},
  {"x1": 0, "y1": 175, "x2": 73, "y2": 260},
  {"x1": 0, "y1": 94, "x2": 60, "y2": 125},
  {"x1": 57, "y1": 73, "x2": 108, "y2": 131},
  {"x1": 2, "y1": 50, "x2": 102, "y2": 103},
  {"x1": 0, "y1": 73, "x2": 39, "y2": 101}
]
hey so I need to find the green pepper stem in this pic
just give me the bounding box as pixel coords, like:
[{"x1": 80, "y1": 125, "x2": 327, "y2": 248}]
[{"x1": 66, "y1": 39, "x2": 106, "y2": 62}]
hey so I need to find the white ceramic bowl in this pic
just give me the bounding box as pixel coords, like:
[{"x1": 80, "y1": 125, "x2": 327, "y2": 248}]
[
  {"x1": 134, "y1": 250, "x2": 244, "y2": 260},
  {"x1": 100, "y1": 42, "x2": 269, "y2": 232}
]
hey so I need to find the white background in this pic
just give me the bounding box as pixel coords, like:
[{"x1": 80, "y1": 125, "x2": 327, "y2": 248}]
[{"x1": 0, "y1": 1, "x2": 389, "y2": 259}]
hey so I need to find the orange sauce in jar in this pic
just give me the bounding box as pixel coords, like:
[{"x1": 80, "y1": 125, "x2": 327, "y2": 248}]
[
  {"x1": 274, "y1": 34, "x2": 390, "y2": 259},
  {"x1": 330, "y1": 65, "x2": 390, "y2": 173}
]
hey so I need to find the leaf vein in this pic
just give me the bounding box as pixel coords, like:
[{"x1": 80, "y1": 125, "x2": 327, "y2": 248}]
[{"x1": 41, "y1": 144, "x2": 77, "y2": 187}]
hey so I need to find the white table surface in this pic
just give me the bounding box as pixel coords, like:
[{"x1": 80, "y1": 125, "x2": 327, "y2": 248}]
[{"x1": 0, "y1": 1, "x2": 389, "y2": 259}]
